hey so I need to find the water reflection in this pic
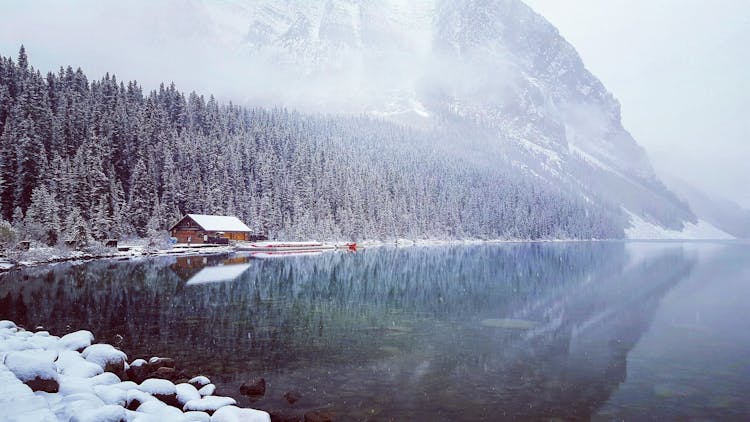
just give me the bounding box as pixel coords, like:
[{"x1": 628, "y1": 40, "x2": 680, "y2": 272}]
[
  {"x1": 170, "y1": 255, "x2": 253, "y2": 285},
  {"x1": 1, "y1": 242, "x2": 741, "y2": 420}
]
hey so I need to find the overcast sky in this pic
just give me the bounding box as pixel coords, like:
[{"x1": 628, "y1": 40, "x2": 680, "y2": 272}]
[
  {"x1": 0, "y1": 0, "x2": 747, "y2": 208},
  {"x1": 525, "y1": 0, "x2": 750, "y2": 208}
]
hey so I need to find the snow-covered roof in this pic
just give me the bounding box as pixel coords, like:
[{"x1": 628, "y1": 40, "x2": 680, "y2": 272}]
[{"x1": 176, "y1": 214, "x2": 252, "y2": 232}]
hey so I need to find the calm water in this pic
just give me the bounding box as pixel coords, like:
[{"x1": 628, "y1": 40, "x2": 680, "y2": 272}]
[{"x1": 1, "y1": 242, "x2": 749, "y2": 420}]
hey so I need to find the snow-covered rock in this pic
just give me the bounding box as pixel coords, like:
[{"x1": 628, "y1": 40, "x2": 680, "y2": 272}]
[
  {"x1": 81, "y1": 343, "x2": 127, "y2": 372},
  {"x1": 0, "y1": 322, "x2": 267, "y2": 421},
  {"x1": 136, "y1": 399, "x2": 184, "y2": 418},
  {"x1": 189, "y1": 375, "x2": 211, "y2": 388},
  {"x1": 57, "y1": 350, "x2": 104, "y2": 378},
  {"x1": 0, "y1": 320, "x2": 17, "y2": 329},
  {"x1": 93, "y1": 384, "x2": 127, "y2": 406},
  {"x1": 59, "y1": 330, "x2": 95, "y2": 351},
  {"x1": 198, "y1": 383, "x2": 216, "y2": 396},
  {"x1": 211, "y1": 406, "x2": 271, "y2": 422},
  {"x1": 183, "y1": 396, "x2": 237, "y2": 413},
  {"x1": 176, "y1": 382, "x2": 202, "y2": 405},
  {"x1": 70, "y1": 404, "x2": 127, "y2": 422},
  {"x1": 138, "y1": 378, "x2": 177, "y2": 395},
  {"x1": 0, "y1": 360, "x2": 57, "y2": 421},
  {"x1": 3, "y1": 350, "x2": 59, "y2": 389},
  {"x1": 185, "y1": 411, "x2": 212, "y2": 422}
]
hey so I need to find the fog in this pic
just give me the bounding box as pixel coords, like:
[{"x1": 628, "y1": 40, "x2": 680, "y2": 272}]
[
  {"x1": 0, "y1": 0, "x2": 747, "y2": 209},
  {"x1": 525, "y1": 0, "x2": 750, "y2": 209}
]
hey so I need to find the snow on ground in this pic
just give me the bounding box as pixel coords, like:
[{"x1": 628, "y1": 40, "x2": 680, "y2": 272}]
[
  {"x1": 625, "y1": 210, "x2": 734, "y2": 240},
  {"x1": 0, "y1": 244, "x2": 236, "y2": 271},
  {"x1": 0, "y1": 320, "x2": 271, "y2": 422}
]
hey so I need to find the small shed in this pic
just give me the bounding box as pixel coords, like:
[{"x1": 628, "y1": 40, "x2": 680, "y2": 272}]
[{"x1": 169, "y1": 214, "x2": 255, "y2": 244}]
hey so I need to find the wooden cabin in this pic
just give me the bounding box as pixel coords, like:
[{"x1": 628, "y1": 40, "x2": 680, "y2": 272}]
[{"x1": 169, "y1": 214, "x2": 261, "y2": 244}]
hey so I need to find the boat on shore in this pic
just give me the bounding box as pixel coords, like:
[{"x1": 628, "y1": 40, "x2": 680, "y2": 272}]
[
  {"x1": 248, "y1": 250, "x2": 325, "y2": 259},
  {"x1": 236, "y1": 241, "x2": 357, "y2": 252}
]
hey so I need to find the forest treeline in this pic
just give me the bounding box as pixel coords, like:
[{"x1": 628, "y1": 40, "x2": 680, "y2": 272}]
[{"x1": 0, "y1": 47, "x2": 624, "y2": 243}]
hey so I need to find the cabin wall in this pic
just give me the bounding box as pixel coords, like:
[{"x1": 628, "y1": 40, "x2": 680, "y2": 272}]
[{"x1": 170, "y1": 229, "x2": 249, "y2": 244}]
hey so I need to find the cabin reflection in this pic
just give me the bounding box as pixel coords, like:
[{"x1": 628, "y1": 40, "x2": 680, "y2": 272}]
[
  {"x1": 0, "y1": 243, "x2": 720, "y2": 421},
  {"x1": 169, "y1": 254, "x2": 253, "y2": 285}
]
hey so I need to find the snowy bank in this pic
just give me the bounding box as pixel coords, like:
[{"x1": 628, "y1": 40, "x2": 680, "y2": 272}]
[
  {"x1": 0, "y1": 320, "x2": 270, "y2": 422},
  {"x1": 624, "y1": 211, "x2": 734, "y2": 240},
  {"x1": 0, "y1": 243, "x2": 235, "y2": 272}
]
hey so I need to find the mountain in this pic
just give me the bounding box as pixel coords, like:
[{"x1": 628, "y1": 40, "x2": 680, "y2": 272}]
[
  {"x1": 0, "y1": 1, "x2": 719, "y2": 241},
  {"x1": 661, "y1": 175, "x2": 750, "y2": 239},
  {"x1": 191, "y1": 0, "x2": 698, "y2": 235}
]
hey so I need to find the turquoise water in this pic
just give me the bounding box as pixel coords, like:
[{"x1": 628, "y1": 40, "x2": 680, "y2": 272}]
[{"x1": 1, "y1": 242, "x2": 748, "y2": 420}]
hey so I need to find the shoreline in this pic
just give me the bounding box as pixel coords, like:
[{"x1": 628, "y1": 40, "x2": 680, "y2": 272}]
[
  {"x1": 0, "y1": 244, "x2": 236, "y2": 272},
  {"x1": 2, "y1": 237, "x2": 742, "y2": 272}
]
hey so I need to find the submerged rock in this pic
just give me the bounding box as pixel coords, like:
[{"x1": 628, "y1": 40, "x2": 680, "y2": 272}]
[
  {"x1": 270, "y1": 409, "x2": 303, "y2": 422},
  {"x1": 283, "y1": 390, "x2": 302, "y2": 405},
  {"x1": 152, "y1": 366, "x2": 177, "y2": 380},
  {"x1": 303, "y1": 409, "x2": 334, "y2": 422},
  {"x1": 240, "y1": 378, "x2": 266, "y2": 396},
  {"x1": 147, "y1": 357, "x2": 175, "y2": 371},
  {"x1": 480, "y1": 318, "x2": 538, "y2": 329}
]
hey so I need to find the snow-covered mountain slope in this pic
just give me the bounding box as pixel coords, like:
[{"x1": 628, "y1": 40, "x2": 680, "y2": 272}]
[
  {"x1": 624, "y1": 210, "x2": 733, "y2": 240},
  {"x1": 660, "y1": 175, "x2": 750, "y2": 239},
  {"x1": 190, "y1": 0, "x2": 697, "y2": 236}
]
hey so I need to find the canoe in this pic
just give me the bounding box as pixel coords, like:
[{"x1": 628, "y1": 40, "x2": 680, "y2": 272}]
[
  {"x1": 236, "y1": 241, "x2": 335, "y2": 252},
  {"x1": 249, "y1": 250, "x2": 325, "y2": 259}
]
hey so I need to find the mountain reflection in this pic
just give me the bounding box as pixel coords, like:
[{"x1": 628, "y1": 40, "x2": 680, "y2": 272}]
[{"x1": 0, "y1": 243, "x2": 695, "y2": 420}]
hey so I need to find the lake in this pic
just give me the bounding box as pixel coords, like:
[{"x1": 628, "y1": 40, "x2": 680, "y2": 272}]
[{"x1": 1, "y1": 242, "x2": 748, "y2": 420}]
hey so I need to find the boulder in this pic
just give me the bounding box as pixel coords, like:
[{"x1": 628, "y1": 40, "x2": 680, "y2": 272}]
[
  {"x1": 152, "y1": 366, "x2": 177, "y2": 380},
  {"x1": 4, "y1": 350, "x2": 59, "y2": 392},
  {"x1": 182, "y1": 396, "x2": 237, "y2": 415},
  {"x1": 58, "y1": 330, "x2": 94, "y2": 352},
  {"x1": 175, "y1": 382, "x2": 201, "y2": 406},
  {"x1": 211, "y1": 405, "x2": 270, "y2": 422},
  {"x1": 188, "y1": 375, "x2": 211, "y2": 389},
  {"x1": 198, "y1": 383, "x2": 216, "y2": 396},
  {"x1": 147, "y1": 357, "x2": 175, "y2": 371},
  {"x1": 81, "y1": 344, "x2": 127, "y2": 378},
  {"x1": 138, "y1": 378, "x2": 180, "y2": 408},
  {"x1": 125, "y1": 363, "x2": 150, "y2": 384},
  {"x1": 25, "y1": 376, "x2": 60, "y2": 393}
]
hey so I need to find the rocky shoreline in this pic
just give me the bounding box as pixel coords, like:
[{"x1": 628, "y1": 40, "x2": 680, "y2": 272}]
[{"x1": 0, "y1": 320, "x2": 269, "y2": 421}]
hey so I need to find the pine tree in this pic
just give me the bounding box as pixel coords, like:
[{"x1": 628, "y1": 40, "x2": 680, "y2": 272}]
[
  {"x1": 17, "y1": 45, "x2": 28, "y2": 72},
  {"x1": 63, "y1": 207, "x2": 91, "y2": 248},
  {"x1": 126, "y1": 158, "x2": 154, "y2": 236},
  {"x1": 24, "y1": 186, "x2": 60, "y2": 246}
]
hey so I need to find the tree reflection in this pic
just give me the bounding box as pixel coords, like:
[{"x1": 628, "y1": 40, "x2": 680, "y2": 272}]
[{"x1": 0, "y1": 243, "x2": 695, "y2": 420}]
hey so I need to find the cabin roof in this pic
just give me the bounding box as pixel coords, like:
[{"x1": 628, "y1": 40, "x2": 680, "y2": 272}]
[{"x1": 171, "y1": 214, "x2": 252, "y2": 232}]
